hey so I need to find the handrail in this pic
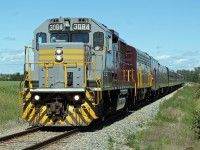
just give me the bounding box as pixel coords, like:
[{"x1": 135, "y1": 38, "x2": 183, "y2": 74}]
[{"x1": 23, "y1": 61, "x2": 98, "y2": 89}]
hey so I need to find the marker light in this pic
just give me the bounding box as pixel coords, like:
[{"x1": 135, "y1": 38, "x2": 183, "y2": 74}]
[
  {"x1": 34, "y1": 95, "x2": 40, "y2": 101},
  {"x1": 74, "y1": 95, "x2": 80, "y2": 101}
]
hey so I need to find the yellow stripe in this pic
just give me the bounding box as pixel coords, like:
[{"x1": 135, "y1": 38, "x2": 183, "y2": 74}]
[
  {"x1": 58, "y1": 117, "x2": 67, "y2": 125},
  {"x1": 83, "y1": 102, "x2": 98, "y2": 119},
  {"x1": 86, "y1": 90, "x2": 93, "y2": 100},
  {"x1": 27, "y1": 105, "x2": 93, "y2": 126},
  {"x1": 80, "y1": 108, "x2": 91, "y2": 123},
  {"x1": 22, "y1": 102, "x2": 33, "y2": 119},
  {"x1": 25, "y1": 92, "x2": 31, "y2": 101},
  {"x1": 39, "y1": 55, "x2": 84, "y2": 61},
  {"x1": 49, "y1": 116, "x2": 57, "y2": 125},
  {"x1": 39, "y1": 49, "x2": 84, "y2": 54},
  {"x1": 68, "y1": 106, "x2": 83, "y2": 125},
  {"x1": 41, "y1": 115, "x2": 49, "y2": 125},
  {"x1": 66, "y1": 115, "x2": 74, "y2": 125},
  {"x1": 38, "y1": 62, "x2": 84, "y2": 67},
  {"x1": 27, "y1": 108, "x2": 36, "y2": 122},
  {"x1": 39, "y1": 106, "x2": 47, "y2": 124}
]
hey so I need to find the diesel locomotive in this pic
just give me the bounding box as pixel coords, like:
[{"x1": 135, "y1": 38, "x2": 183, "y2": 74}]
[{"x1": 19, "y1": 17, "x2": 184, "y2": 126}]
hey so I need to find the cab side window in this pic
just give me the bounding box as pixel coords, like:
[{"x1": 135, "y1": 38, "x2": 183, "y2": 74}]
[
  {"x1": 36, "y1": 32, "x2": 46, "y2": 50},
  {"x1": 93, "y1": 32, "x2": 104, "y2": 50}
]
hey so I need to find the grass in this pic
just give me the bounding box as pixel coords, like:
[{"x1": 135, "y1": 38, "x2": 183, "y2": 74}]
[
  {"x1": 0, "y1": 81, "x2": 24, "y2": 129},
  {"x1": 132, "y1": 85, "x2": 200, "y2": 150},
  {"x1": 108, "y1": 84, "x2": 200, "y2": 149}
]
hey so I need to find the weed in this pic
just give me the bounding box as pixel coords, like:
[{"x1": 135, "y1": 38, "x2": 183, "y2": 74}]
[
  {"x1": 107, "y1": 136, "x2": 115, "y2": 150},
  {"x1": 130, "y1": 85, "x2": 200, "y2": 149},
  {"x1": 0, "y1": 81, "x2": 22, "y2": 126},
  {"x1": 192, "y1": 110, "x2": 200, "y2": 138},
  {"x1": 125, "y1": 133, "x2": 140, "y2": 150},
  {"x1": 194, "y1": 83, "x2": 200, "y2": 99}
]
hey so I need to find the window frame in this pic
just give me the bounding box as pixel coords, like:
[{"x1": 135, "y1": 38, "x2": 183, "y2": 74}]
[
  {"x1": 71, "y1": 33, "x2": 89, "y2": 43},
  {"x1": 36, "y1": 32, "x2": 47, "y2": 50},
  {"x1": 93, "y1": 32, "x2": 104, "y2": 50},
  {"x1": 50, "y1": 33, "x2": 69, "y2": 43}
]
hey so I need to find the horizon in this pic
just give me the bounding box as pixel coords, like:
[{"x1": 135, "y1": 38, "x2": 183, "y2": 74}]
[{"x1": 0, "y1": 0, "x2": 200, "y2": 73}]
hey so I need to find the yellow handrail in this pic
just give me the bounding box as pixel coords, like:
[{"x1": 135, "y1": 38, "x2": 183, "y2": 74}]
[
  {"x1": 24, "y1": 61, "x2": 98, "y2": 89},
  {"x1": 45, "y1": 63, "x2": 49, "y2": 88},
  {"x1": 64, "y1": 64, "x2": 67, "y2": 88}
]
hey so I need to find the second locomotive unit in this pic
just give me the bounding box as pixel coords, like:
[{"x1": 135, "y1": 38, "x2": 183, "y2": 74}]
[{"x1": 20, "y1": 18, "x2": 183, "y2": 126}]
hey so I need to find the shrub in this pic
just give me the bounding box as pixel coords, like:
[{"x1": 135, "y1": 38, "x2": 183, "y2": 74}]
[
  {"x1": 193, "y1": 110, "x2": 200, "y2": 138},
  {"x1": 195, "y1": 83, "x2": 200, "y2": 99}
]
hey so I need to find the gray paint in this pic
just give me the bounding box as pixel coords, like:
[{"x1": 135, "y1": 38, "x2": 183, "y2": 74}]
[{"x1": 31, "y1": 17, "x2": 120, "y2": 90}]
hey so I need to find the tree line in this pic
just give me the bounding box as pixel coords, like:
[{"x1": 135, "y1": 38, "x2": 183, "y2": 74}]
[
  {"x1": 177, "y1": 67, "x2": 200, "y2": 83},
  {"x1": 0, "y1": 67, "x2": 200, "y2": 82},
  {"x1": 0, "y1": 73, "x2": 24, "y2": 81}
]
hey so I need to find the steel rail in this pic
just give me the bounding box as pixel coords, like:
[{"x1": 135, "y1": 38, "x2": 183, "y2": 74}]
[
  {"x1": 0, "y1": 127, "x2": 41, "y2": 142},
  {"x1": 23, "y1": 128, "x2": 80, "y2": 150},
  {"x1": 24, "y1": 111, "x2": 127, "y2": 150}
]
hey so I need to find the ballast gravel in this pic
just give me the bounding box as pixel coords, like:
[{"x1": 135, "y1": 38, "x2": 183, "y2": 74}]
[
  {"x1": 46, "y1": 89, "x2": 180, "y2": 150},
  {"x1": 0, "y1": 89, "x2": 181, "y2": 150}
]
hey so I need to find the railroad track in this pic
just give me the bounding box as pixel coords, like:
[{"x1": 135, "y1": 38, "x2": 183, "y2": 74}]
[
  {"x1": 0, "y1": 89, "x2": 179, "y2": 149},
  {"x1": 0, "y1": 127, "x2": 40, "y2": 142},
  {"x1": 0, "y1": 127, "x2": 80, "y2": 150},
  {"x1": 0, "y1": 111, "x2": 127, "y2": 150}
]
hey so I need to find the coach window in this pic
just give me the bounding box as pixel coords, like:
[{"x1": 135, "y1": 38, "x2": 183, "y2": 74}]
[
  {"x1": 50, "y1": 33, "x2": 69, "y2": 43},
  {"x1": 93, "y1": 32, "x2": 104, "y2": 50},
  {"x1": 71, "y1": 33, "x2": 89, "y2": 43},
  {"x1": 36, "y1": 32, "x2": 46, "y2": 50}
]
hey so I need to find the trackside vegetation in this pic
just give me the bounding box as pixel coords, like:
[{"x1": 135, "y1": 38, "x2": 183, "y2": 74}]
[
  {"x1": 108, "y1": 84, "x2": 200, "y2": 149},
  {"x1": 0, "y1": 81, "x2": 23, "y2": 129}
]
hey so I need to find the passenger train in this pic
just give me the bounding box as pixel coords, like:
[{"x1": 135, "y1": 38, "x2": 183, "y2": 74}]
[{"x1": 20, "y1": 18, "x2": 184, "y2": 126}]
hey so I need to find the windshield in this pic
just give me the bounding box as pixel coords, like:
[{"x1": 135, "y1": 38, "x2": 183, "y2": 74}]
[
  {"x1": 71, "y1": 33, "x2": 89, "y2": 43},
  {"x1": 51, "y1": 33, "x2": 69, "y2": 42}
]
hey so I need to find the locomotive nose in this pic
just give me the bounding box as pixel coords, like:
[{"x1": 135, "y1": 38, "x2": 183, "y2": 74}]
[{"x1": 38, "y1": 43, "x2": 86, "y2": 88}]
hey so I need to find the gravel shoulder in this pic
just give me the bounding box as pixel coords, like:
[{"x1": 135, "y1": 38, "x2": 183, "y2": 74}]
[
  {"x1": 0, "y1": 122, "x2": 30, "y2": 138},
  {"x1": 0, "y1": 88, "x2": 181, "y2": 149},
  {"x1": 46, "y1": 89, "x2": 181, "y2": 150}
]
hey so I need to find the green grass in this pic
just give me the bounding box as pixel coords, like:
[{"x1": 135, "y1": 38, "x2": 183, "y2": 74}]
[
  {"x1": 108, "y1": 84, "x2": 200, "y2": 150},
  {"x1": 0, "y1": 81, "x2": 23, "y2": 128}
]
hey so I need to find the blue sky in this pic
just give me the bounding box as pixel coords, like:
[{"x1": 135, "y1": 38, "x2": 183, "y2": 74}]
[{"x1": 0, "y1": 0, "x2": 199, "y2": 73}]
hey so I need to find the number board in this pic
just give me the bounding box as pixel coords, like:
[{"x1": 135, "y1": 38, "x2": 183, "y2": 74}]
[
  {"x1": 49, "y1": 23, "x2": 64, "y2": 31},
  {"x1": 72, "y1": 23, "x2": 91, "y2": 31}
]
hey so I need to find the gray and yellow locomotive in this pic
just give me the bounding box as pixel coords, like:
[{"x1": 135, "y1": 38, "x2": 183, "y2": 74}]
[{"x1": 20, "y1": 18, "x2": 184, "y2": 126}]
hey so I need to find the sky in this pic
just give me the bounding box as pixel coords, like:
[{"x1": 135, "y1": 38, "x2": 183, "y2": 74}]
[{"x1": 0, "y1": 0, "x2": 200, "y2": 74}]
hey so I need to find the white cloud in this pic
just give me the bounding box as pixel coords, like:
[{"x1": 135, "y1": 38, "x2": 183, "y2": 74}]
[
  {"x1": 174, "y1": 58, "x2": 188, "y2": 65},
  {"x1": 0, "y1": 50, "x2": 24, "y2": 64},
  {"x1": 3, "y1": 37, "x2": 16, "y2": 41},
  {"x1": 0, "y1": 48, "x2": 34, "y2": 73},
  {"x1": 182, "y1": 50, "x2": 199, "y2": 57},
  {"x1": 155, "y1": 55, "x2": 171, "y2": 61}
]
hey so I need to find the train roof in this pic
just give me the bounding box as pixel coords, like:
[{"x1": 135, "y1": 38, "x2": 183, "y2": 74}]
[
  {"x1": 35, "y1": 17, "x2": 111, "y2": 33},
  {"x1": 34, "y1": 17, "x2": 128, "y2": 45},
  {"x1": 136, "y1": 48, "x2": 151, "y2": 58}
]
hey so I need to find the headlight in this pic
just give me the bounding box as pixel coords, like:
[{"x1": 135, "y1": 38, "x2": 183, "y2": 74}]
[
  {"x1": 74, "y1": 95, "x2": 80, "y2": 101},
  {"x1": 55, "y1": 55, "x2": 63, "y2": 62},
  {"x1": 34, "y1": 95, "x2": 40, "y2": 101},
  {"x1": 56, "y1": 49, "x2": 63, "y2": 55}
]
